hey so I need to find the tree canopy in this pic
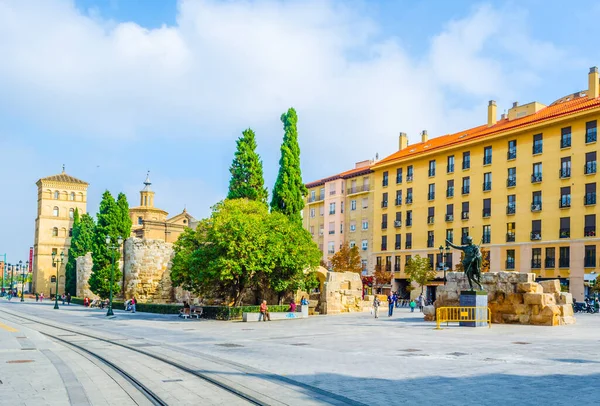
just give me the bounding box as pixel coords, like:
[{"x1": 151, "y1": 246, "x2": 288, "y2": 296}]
[
  {"x1": 405, "y1": 255, "x2": 437, "y2": 293},
  {"x1": 330, "y1": 242, "x2": 363, "y2": 273},
  {"x1": 65, "y1": 210, "x2": 95, "y2": 295},
  {"x1": 227, "y1": 128, "x2": 268, "y2": 203}
]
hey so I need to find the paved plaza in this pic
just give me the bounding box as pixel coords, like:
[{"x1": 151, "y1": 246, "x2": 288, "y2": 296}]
[{"x1": 1, "y1": 299, "x2": 599, "y2": 405}]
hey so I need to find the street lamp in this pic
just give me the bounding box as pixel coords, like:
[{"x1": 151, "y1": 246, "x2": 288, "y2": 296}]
[
  {"x1": 21, "y1": 261, "x2": 28, "y2": 302},
  {"x1": 5, "y1": 264, "x2": 11, "y2": 298},
  {"x1": 51, "y1": 251, "x2": 65, "y2": 310},
  {"x1": 10, "y1": 262, "x2": 20, "y2": 300},
  {"x1": 439, "y1": 244, "x2": 451, "y2": 285},
  {"x1": 105, "y1": 235, "x2": 123, "y2": 317}
]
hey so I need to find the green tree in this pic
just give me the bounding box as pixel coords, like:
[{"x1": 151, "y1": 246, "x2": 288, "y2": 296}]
[
  {"x1": 65, "y1": 210, "x2": 97, "y2": 295},
  {"x1": 405, "y1": 255, "x2": 437, "y2": 294},
  {"x1": 330, "y1": 242, "x2": 363, "y2": 273},
  {"x1": 116, "y1": 192, "x2": 133, "y2": 240},
  {"x1": 270, "y1": 108, "x2": 307, "y2": 222},
  {"x1": 227, "y1": 128, "x2": 268, "y2": 203}
]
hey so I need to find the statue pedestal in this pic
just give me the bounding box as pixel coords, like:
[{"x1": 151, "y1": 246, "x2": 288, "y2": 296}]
[{"x1": 459, "y1": 290, "x2": 488, "y2": 327}]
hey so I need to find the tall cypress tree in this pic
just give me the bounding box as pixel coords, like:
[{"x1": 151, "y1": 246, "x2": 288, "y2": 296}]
[
  {"x1": 116, "y1": 192, "x2": 133, "y2": 239},
  {"x1": 227, "y1": 128, "x2": 268, "y2": 203},
  {"x1": 66, "y1": 210, "x2": 96, "y2": 296},
  {"x1": 270, "y1": 107, "x2": 307, "y2": 222}
]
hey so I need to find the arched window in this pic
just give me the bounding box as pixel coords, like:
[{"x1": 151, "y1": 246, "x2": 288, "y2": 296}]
[
  {"x1": 69, "y1": 228, "x2": 73, "y2": 237},
  {"x1": 52, "y1": 227, "x2": 58, "y2": 237},
  {"x1": 54, "y1": 191, "x2": 59, "y2": 199},
  {"x1": 69, "y1": 208, "x2": 74, "y2": 219},
  {"x1": 50, "y1": 276, "x2": 56, "y2": 283},
  {"x1": 70, "y1": 192, "x2": 75, "y2": 201},
  {"x1": 53, "y1": 207, "x2": 59, "y2": 217}
]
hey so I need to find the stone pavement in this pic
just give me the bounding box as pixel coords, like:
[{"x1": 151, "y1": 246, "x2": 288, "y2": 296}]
[{"x1": 2, "y1": 299, "x2": 600, "y2": 405}]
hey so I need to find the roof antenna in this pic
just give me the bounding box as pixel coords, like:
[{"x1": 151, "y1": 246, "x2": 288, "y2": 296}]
[
  {"x1": 62, "y1": 164, "x2": 65, "y2": 173},
  {"x1": 375, "y1": 152, "x2": 379, "y2": 160}
]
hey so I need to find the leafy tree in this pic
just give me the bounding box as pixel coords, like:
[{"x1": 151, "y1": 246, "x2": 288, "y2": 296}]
[
  {"x1": 454, "y1": 250, "x2": 489, "y2": 272},
  {"x1": 373, "y1": 264, "x2": 392, "y2": 290},
  {"x1": 65, "y1": 210, "x2": 96, "y2": 295},
  {"x1": 116, "y1": 192, "x2": 133, "y2": 240},
  {"x1": 227, "y1": 128, "x2": 268, "y2": 204},
  {"x1": 330, "y1": 242, "x2": 363, "y2": 273},
  {"x1": 270, "y1": 108, "x2": 307, "y2": 222},
  {"x1": 405, "y1": 255, "x2": 437, "y2": 294}
]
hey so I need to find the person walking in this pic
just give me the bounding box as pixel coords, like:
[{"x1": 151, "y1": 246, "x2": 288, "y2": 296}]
[
  {"x1": 131, "y1": 297, "x2": 136, "y2": 313},
  {"x1": 259, "y1": 300, "x2": 270, "y2": 321},
  {"x1": 409, "y1": 299, "x2": 416, "y2": 312},
  {"x1": 373, "y1": 296, "x2": 381, "y2": 319},
  {"x1": 417, "y1": 293, "x2": 425, "y2": 312},
  {"x1": 61, "y1": 294, "x2": 66, "y2": 305},
  {"x1": 40, "y1": 292, "x2": 44, "y2": 302},
  {"x1": 35, "y1": 292, "x2": 39, "y2": 302},
  {"x1": 66, "y1": 293, "x2": 71, "y2": 305},
  {"x1": 387, "y1": 292, "x2": 395, "y2": 317}
]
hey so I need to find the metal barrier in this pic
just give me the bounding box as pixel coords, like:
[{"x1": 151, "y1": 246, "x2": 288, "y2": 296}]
[{"x1": 436, "y1": 306, "x2": 491, "y2": 329}]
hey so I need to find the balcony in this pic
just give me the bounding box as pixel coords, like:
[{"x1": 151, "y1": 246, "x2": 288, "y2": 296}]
[
  {"x1": 462, "y1": 186, "x2": 470, "y2": 195},
  {"x1": 396, "y1": 175, "x2": 402, "y2": 184},
  {"x1": 482, "y1": 209, "x2": 491, "y2": 218},
  {"x1": 427, "y1": 216, "x2": 435, "y2": 224},
  {"x1": 506, "y1": 232, "x2": 515, "y2": 242},
  {"x1": 329, "y1": 190, "x2": 337, "y2": 196},
  {"x1": 445, "y1": 214, "x2": 454, "y2": 222},
  {"x1": 586, "y1": 128, "x2": 597, "y2": 143},
  {"x1": 461, "y1": 211, "x2": 469, "y2": 220},
  {"x1": 394, "y1": 220, "x2": 402, "y2": 228},
  {"x1": 483, "y1": 155, "x2": 492, "y2": 165},
  {"x1": 482, "y1": 233, "x2": 491, "y2": 244},
  {"x1": 381, "y1": 200, "x2": 388, "y2": 208},
  {"x1": 559, "y1": 228, "x2": 570, "y2": 238},
  {"x1": 381, "y1": 244, "x2": 387, "y2": 251},
  {"x1": 427, "y1": 239, "x2": 434, "y2": 248},
  {"x1": 531, "y1": 260, "x2": 542, "y2": 269},
  {"x1": 428, "y1": 169, "x2": 436, "y2": 177},
  {"x1": 585, "y1": 161, "x2": 597, "y2": 174},
  {"x1": 428, "y1": 192, "x2": 435, "y2": 201},
  {"x1": 545, "y1": 258, "x2": 555, "y2": 268},
  {"x1": 483, "y1": 182, "x2": 492, "y2": 191},
  {"x1": 506, "y1": 204, "x2": 516, "y2": 215},
  {"x1": 561, "y1": 135, "x2": 571, "y2": 148},
  {"x1": 531, "y1": 173, "x2": 542, "y2": 183},
  {"x1": 507, "y1": 149, "x2": 517, "y2": 160},
  {"x1": 463, "y1": 160, "x2": 471, "y2": 170},
  {"x1": 506, "y1": 177, "x2": 516, "y2": 187},
  {"x1": 407, "y1": 174, "x2": 414, "y2": 182},
  {"x1": 530, "y1": 231, "x2": 542, "y2": 241},
  {"x1": 395, "y1": 198, "x2": 402, "y2": 206},
  {"x1": 585, "y1": 193, "x2": 596, "y2": 205},
  {"x1": 447, "y1": 187, "x2": 454, "y2": 198},
  {"x1": 447, "y1": 164, "x2": 455, "y2": 173},
  {"x1": 405, "y1": 196, "x2": 413, "y2": 204},
  {"x1": 506, "y1": 260, "x2": 515, "y2": 270},
  {"x1": 346, "y1": 184, "x2": 371, "y2": 194},
  {"x1": 461, "y1": 235, "x2": 470, "y2": 244},
  {"x1": 559, "y1": 196, "x2": 571, "y2": 208},
  {"x1": 559, "y1": 258, "x2": 570, "y2": 268},
  {"x1": 559, "y1": 168, "x2": 571, "y2": 179},
  {"x1": 531, "y1": 202, "x2": 542, "y2": 212},
  {"x1": 584, "y1": 226, "x2": 596, "y2": 237},
  {"x1": 533, "y1": 143, "x2": 543, "y2": 155},
  {"x1": 308, "y1": 194, "x2": 325, "y2": 203},
  {"x1": 405, "y1": 243, "x2": 412, "y2": 249},
  {"x1": 381, "y1": 222, "x2": 388, "y2": 230},
  {"x1": 585, "y1": 256, "x2": 596, "y2": 268}
]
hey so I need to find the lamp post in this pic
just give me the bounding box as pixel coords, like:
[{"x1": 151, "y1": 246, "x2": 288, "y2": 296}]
[
  {"x1": 11, "y1": 263, "x2": 19, "y2": 299},
  {"x1": 439, "y1": 244, "x2": 451, "y2": 286},
  {"x1": 21, "y1": 260, "x2": 28, "y2": 302},
  {"x1": 5, "y1": 264, "x2": 11, "y2": 298},
  {"x1": 106, "y1": 235, "x2": 123, "y2": 317},
  {"x1": 51, "y1": 251, "x2": 65, "y2": 310}
]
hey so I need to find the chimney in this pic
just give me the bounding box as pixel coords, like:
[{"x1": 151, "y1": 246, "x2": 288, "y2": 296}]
[
  {"x1": 421, "y1": 130, "x2": 428, "y2": 143},
  {"x1": 487, "y1": 100, "x2": 497, "y2": 127},
  {"x1": 512, "y1": 102, "x2": 519, "y2": 108},
  {"x1": 589, "y1": 66, "x2": 599, "y2": 99},
  {"x1": 398, "y1": 132, "x2": 408, "y2": 151}
]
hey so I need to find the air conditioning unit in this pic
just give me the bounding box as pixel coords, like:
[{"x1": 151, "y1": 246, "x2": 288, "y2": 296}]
[
  {"x1": 532, "y1": 204, "x2": 541, "y2": 211},
  {"x1": 406, "y1": 175, "x2": 414, "y2": 182},
  {"x1": 394, "y1": 220, "x2": 402, "y2": 227},
  {"x1": 445, "y1": 214, "x2": 454, "y2": 221},
  {"x1": 531, "y1": 233, "x2": 541, "y2": 240},
  {"x1": 319, "y1": 230, "x2": 324, "y2": 236}
]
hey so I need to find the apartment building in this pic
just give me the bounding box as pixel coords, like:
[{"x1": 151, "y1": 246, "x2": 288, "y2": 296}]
[{"x1": 372, "y1": 67, "x2": 600, "y2": 301}]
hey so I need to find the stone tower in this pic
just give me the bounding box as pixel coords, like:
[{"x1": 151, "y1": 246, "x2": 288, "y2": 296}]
[{"x1": 33, "y1": 167, "x2": 88, "y2": 296}]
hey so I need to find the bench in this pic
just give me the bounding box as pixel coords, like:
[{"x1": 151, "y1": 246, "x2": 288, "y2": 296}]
[
  {"x1": 179, "y1": 307, "x2": 202, "y2": 320},
  {"x1": 243, "y1": 306, "x2": 309, "y2": 322}
]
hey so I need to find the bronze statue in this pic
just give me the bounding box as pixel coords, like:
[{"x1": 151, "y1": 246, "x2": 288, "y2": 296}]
[{"x1": 445, "y1": 236, "x2": 483, "y2": 290}]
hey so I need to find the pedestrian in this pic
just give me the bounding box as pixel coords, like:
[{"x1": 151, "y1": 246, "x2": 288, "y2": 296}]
[
  {"x1": 373, "y1": 296, "x2": 381, "y2": 318},
  {"x1": 288, "y1": 299, "x2": 296, "y2": 312},
  {"x1": 300, "y1": 296, "x2": 309, "y2": 306},
  {"x1": 409, "y1": 299, "x2": 416, "y2": 312},
  {"x1": 387, "y1": 292, "x2": 395, "y2": 317},
  {"x1": 40, "y1": 292, "x2": 44, "y2": 302},
  {"x1": 259, "y1": 300, "x2": 271, "y2": 321},
  {"x1": 84, "y1": 297, "x2": 89, "y2": 307},
  {"x1": 131, "y1": 297, "x2": 136, "y2": 313},
  {"x1": 35, "y1": 292, "x2": 39, "y2": 302},
  {"x1": 61, "y1": 294, "x2": 66, "y2": 305},
  {"x1": 418, "y1": 293, "x2": 425, "y2": 312},
  {"x1": 66, "y1": 293, "x2": 71, "y2": 305}
]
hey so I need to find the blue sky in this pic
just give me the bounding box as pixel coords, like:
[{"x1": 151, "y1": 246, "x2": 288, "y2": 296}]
[{"x1": 1, "y1": 0, "x2": 600, "y2": 261}]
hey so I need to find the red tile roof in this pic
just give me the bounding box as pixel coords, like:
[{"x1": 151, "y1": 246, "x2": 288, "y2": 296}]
[
  {"x1": 376, "y1": 93, "x2": 600, "y2": 167},
  {"x1": 305, "y1": 164, "x2": 372, "y2": 188}
]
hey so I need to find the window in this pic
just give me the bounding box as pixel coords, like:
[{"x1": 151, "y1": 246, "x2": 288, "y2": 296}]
[
  {"x1": 585, "y1": 151, "x2": 597, "y2": 174},
  {"x1": 350, "y1": 221, "x2": 356, "y2": 232},
  {"x1": 395, "y1": 234, "x2": 401, "y2": 250},
  {"x1": 69, "y1": 208, "x2": 74, "y2": 219},
  {"x1": 362, "y1": 260, "x2": 368, "y2": 272},
  {"x1": 483, "y1": 146, "x2": 492, "y2": 165},
  {"x1": 329, "y1": 203, "x2": 336, "y2": 215},
  {"x1": 396, "y1": 168, "x2": 403, "y2": 184},
  {"x1": 310, "y1": 208, "x2": 315, "y2": 218},
  {"x1": 447, "y1": 155, "x2": 455, "y2": 173},
  {"x1": 447, "y1": 179, "x2": 454, "y2": 197},
  {"x1": 362, "y1": 220, "x2": 369, "y2": 230},
  {"x1": 461, "y1": 227, "x2": 469, "y2": 244},
  {"x1": 506, "y1": 249, "x2": 515, "y2": 269},
  {"x1": 559, "y1": 247, "x2": 570, "y2": 268},
  {"x1": 395, "y1": 190, "x2": 402, "y2": 206},
  {"x1": 406, "y1": 188, "x2": 413, "y2": 204},
  {"x1": 507, "y1": 167, "x2": 516, "y2": 187},
  {"x1": 310, "y1": 190, "x2": 316, "y2": 201},
  {"x1": 54, "y1": 191, "x2": 59, "y2": 199},
  {"x1": 381, "y1": 236, "x2": 387, "y2": 251},
  {"x1": 427, "y1": 231, "x2": 434, "y2": 248},
  {"x1": 561, "y1": 127, "x2": 571, "y2": 148},
  {"x1": 406, "y1": 210, "x2": 412, "y2": 227},
  {"x1": 446, "y1": 204, "x2": 454, "y2": 221},
  {"x1": 427, "y1": 207, "x2": 435, "y2": 224},
  {"x1": 52, "y1": 227, "x2": 58, "y2": 237},
  {"x1": 559, "y1": 217, "x2": 570, "y2": 238},
  {"x1": 394, "y1": 211, "x2": 402, "y2": 228},
  {"x1": 406, "y1": 166, "x2": 414, "y2": 181},
  {"x1": 319, "y1": 224, "x2": 324, "y2": 236},
  {"x1": 482, "y1": 225, "x2": 491, "y2": 243},
  {"x1": 69, "y1": 228, "x2": 73, "y2": 237},
  {"x1": 53, "y1": 206, "x2": 59, "y2": 217},
  {"x1": 532, "y1": 162, "x2": 542, "y2": 182},
  {"x1": 138, "y1": 216, "x2": 143, "y2": 225},
  {"x1": 584, "y1": 214, "x2": 596, "y2": 237},
  {"x1": 394, "y1": 254, "x2": 401, "y2": 271},
  {"x1": 545, "y1": 248, "x2": 555, "y2": 268},
  {"x1": 382, "y1": 214, "x2": 388, "y2": 230},
  {"x1": 586, "y1": 120, "x2": 597, "y2": 143},
  {"x1": 328, "y1": 222, "x2": 335, "y2": 235},
  {"x1": 446, "y1": 228, "x2": 454, "y2": 243},
  {"x1": 531, "y1": 191, "x2": 542, "y2": 211},
  {"x1": 381, "y1": 192, "x2": 388, "y2": 208},
  {"x1": 533, "y1": 133, "x2": 543, "y2": 154},
  {"x1": 362, "y1": 240, "x2": 368, "y2": 251},
  {"x1": 462, "y1": 151, "x2": 471, "y2": 170},
  {"x1": 428, "y1": 160, "x2": 436, "y2": 177},
  {"x1": 319, "y1": 205, "x2": 324, "y2": 216},
  {"x1": 405, "y1": 254, "x2": 412, "y2": 265},
  {"x1": 531, "y1": 220, "x2": 542, "y2": 240},
  {"x1": 585, "y1": 246, "x2": 596, "y2": 268},
  {"x1": 507, "y1": 195, "x2": 516, "y2": 215},
  {"x1": 341, "y1": 202, "x2": 344, "y2": 214},
  {"x1": 351, "y1": 200, "x2": 357, "y2": 211},
  {"x1": 483, "y1": 172, "x2": 492, "y2": 191},
  {"x1": 328, "y1": 242, "x2": 335, "y2": 255},
  {"x1": 507, "y1": 140, "x2": 517, "y2": 159},
  {"x1": 482, "y1": 198, "x2": 491, "y2": 217},
  {"x1": 363, "y1": 177, "x2": 370, "y2": 190},
  {"x1": 340, "y1": 222, "x2": 344, "y2": 234},
  {"x1": 349, "y1": 240, "x2": 356, "y2": 248},
  {"x1": 428, "y1": 183, "x2": 435, "y2": 200},
  {"x1": 69, "y1": 192, "x2": 75, "y2": 201},
  {"x1": 310, "y1": 226, "x2": 314, "y2": 236},
  {"x1": 405, "y1": 233, "x2": 412, "y2": 249},
  {"x1": 462, "y1": 177, "x2": 470, "y2": 194},
  {"x1": 560, "y1": 157, "x2": 571, "y2": 178},
  {"x1": 52, "y1": 248, "x2": 58, "y2": 267},
  {"x1": 560, "y1": 186, "x2": 571, "y2": 208},
  {"x1": 319, "y1": 188, "x2": 325, "y2": 199},
  {"x1": 461, "y1": 201, "x2": 469, "y2": 220},
  {"x1": 329, "y1": 183, "x2": 336, "y2": 196},
  {"x1": 506, "y1": 222, "x2": 515, "y2": 242},
  {"x1": 382, "y1": 171, "x2": 389, "y2": 187},
  {"x1": 362, "y1": 198, "x2": 368, "y2": 209},
  {"x1": 531, "y1": 248, "x2": 542, "y2": 269}
]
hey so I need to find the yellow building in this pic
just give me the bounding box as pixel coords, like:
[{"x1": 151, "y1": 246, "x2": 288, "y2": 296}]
[
  {"x1": 372, "y1": 67, "x2": 600, "y2": 301},
  {"x1": 129, "y1": 173, "x2": 196, "y2": 242},
  {"x1": 33, "y1": 168, "x2": 88, "y2": 296},
  {"x1": 303, "y1": 160, "x2": 376, "y2": 274}
]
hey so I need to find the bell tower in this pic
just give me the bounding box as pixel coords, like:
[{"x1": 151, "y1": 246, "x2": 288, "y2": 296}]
[{"x1": 140, "y1": 171, "x2": 155, "y2": 208}]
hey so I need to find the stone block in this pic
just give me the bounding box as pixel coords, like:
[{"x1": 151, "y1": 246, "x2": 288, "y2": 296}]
[
  {"x1": 502, "y1": 314, "x2": 520, "y2": 323},
  {"x1": 507, "y1": 293, "x2": 524, "y2": 305},
  {"x1": 557, "y1": 293, "x2": 573, "y2": 305},
  {"x1": 539, "y1": 280, "x2": 561, "y2": 294},
  {"x1": 513, "y1": 304, "x2": 529, "y2": 315},
  {"x1": 482, "y1": 273, "x2": 497, "y2": 284},
  {"x1": 558, "y1": 304, "x2": 574, "y2": 317},
  {"x1": 518, "y1": 282, "x2": 542, "y2": 294},
  {"x1": 518, "y1": 314, "x2": 530, "y2": 324},
  {"x1": 544, "y1": 294, "x2": 556, "y2": 306},
  {"x1": 524, "y1": 293, "x2": 544, "y2": 305},
  {"x1": 516, "y1": 273, "x2": 535, "y2": 283},
  {"x1": 532, "y1": 305, "x2": 540, "y2": 315},
  {"x1": 531, "y1": 314, "x2": 554, "y2": 326},
  {"x1": 542, "y1": 304, "x2": 561, "y2": 316},
  {"x1": 560, "y1": 316, "x2": 576, "y2": 325}
]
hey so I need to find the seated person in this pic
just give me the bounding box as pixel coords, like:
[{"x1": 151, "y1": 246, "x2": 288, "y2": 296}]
[
  {"x1": 179, "y1": 301, "x2": 191, "y2": 317},
  {"x1": 288, "y1": 299, "x2": 297, "y2": 312}
]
